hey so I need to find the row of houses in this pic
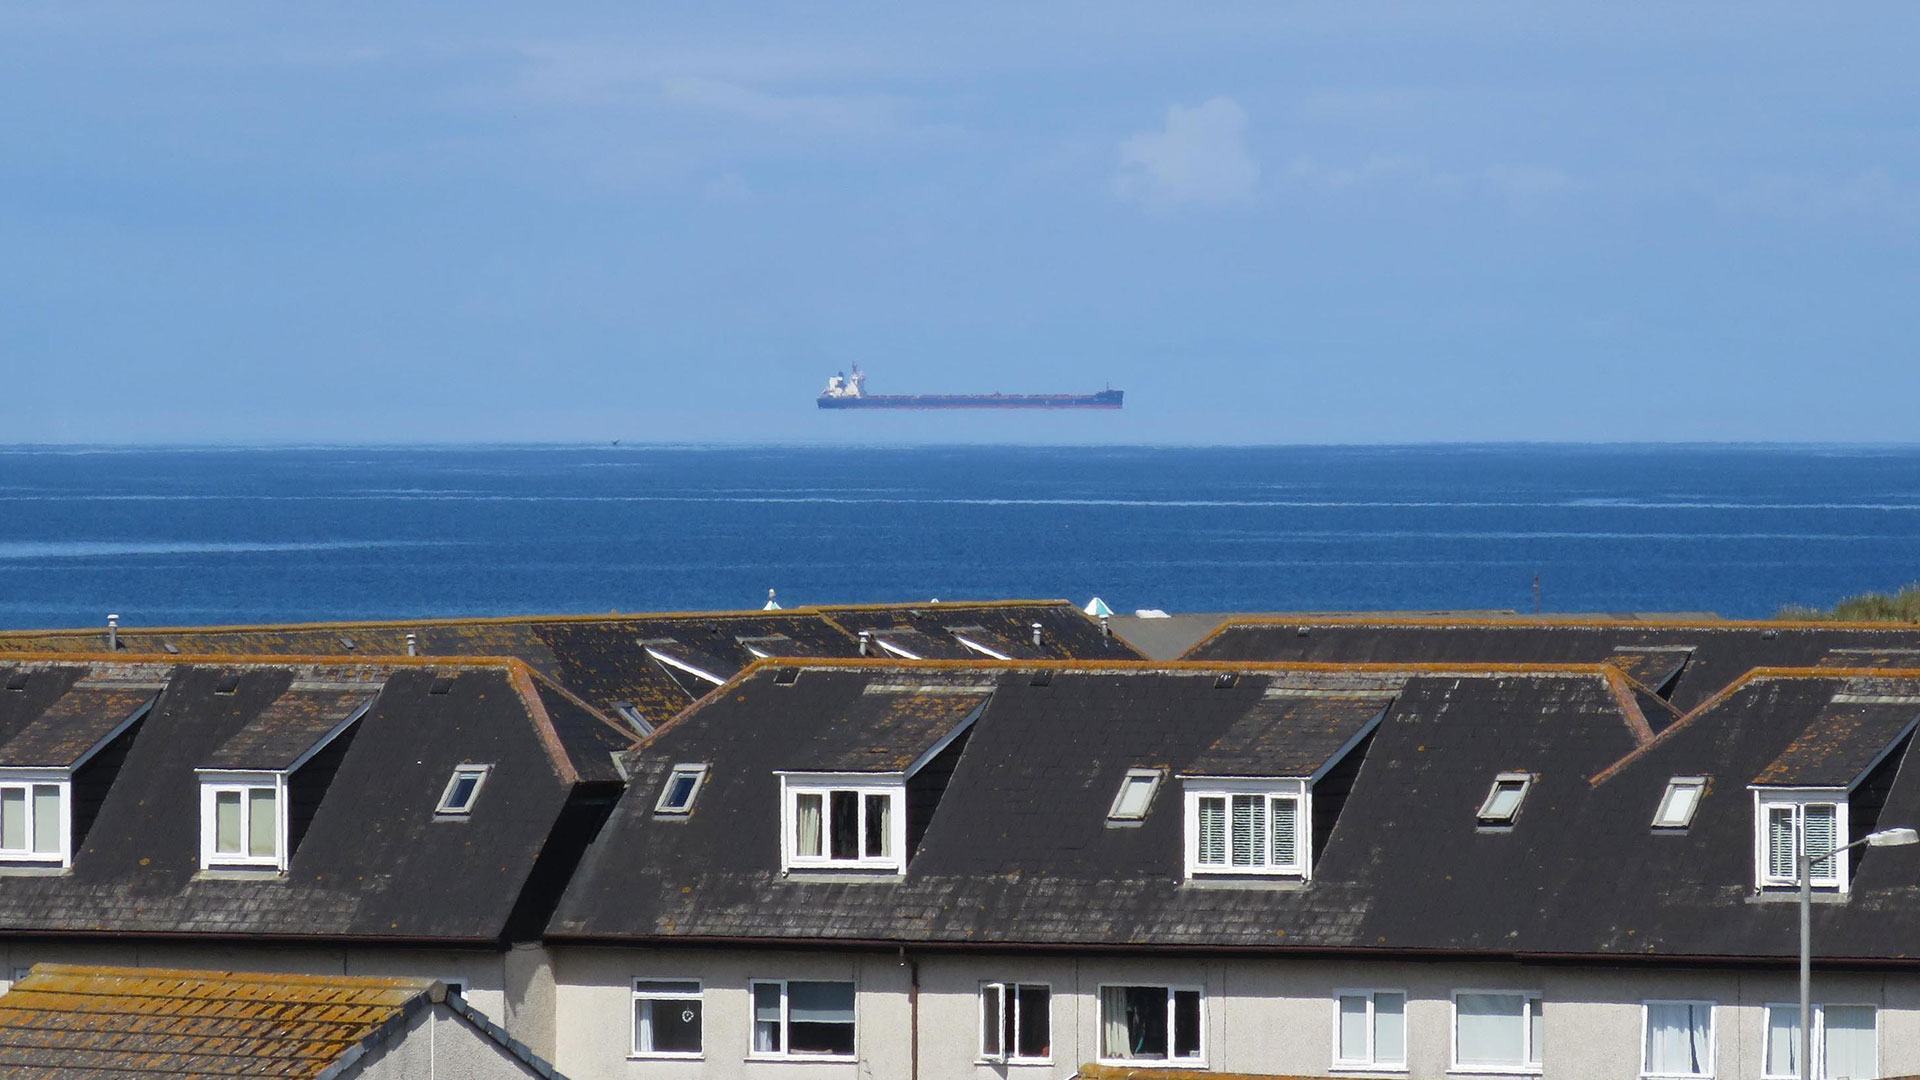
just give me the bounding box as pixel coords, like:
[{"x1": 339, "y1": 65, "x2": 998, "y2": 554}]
[{"x1": 1, "y1": 603, "x2": 1919, "y2": 1077}]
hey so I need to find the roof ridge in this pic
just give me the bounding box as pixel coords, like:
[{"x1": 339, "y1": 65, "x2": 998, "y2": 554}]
[
  {"x1": 0, "y1": 651, "x2": 533, "y2": 669},
  {"x1": 1192, "y1": 613, "x2": 1920, "y2": 638}
]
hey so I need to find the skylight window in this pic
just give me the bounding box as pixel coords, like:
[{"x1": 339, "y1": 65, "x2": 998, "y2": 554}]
[
  {"x1": 1653, "y1": 777, "x2": 1707, "y2": 829},
  {"x1": 435, "y1": 765, "x2": 491, "y2": 816},
  {"x1": 611, "y1": 702, "x2": 654, "y2": 737},
  {"x1": 1108, "y1": 769, "x2": 1163, "y2": 825},
  {"x1": 1477, "y1": 773, "x2": 1532, "y2": 826},
  {"x1": 654, "y1": 764, "x2": 708, "y2": 816}
]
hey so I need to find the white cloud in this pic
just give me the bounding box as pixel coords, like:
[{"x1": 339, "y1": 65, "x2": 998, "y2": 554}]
[{"x1": 1114, "y1": 97, "x2": 1259, "y2": 207}]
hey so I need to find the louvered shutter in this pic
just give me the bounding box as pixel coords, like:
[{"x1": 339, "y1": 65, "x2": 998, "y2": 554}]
[
  {"x1": 1804, "y1": 804, "x2": 1839, "y2": 884},
  {"x1": 1231, "y1": 793, "x2": 1266, "y2": 866},
  {"x1": 1768, "y1": 805, "x2": 1796, "y2": 881},
  {"x1": 1197, "y1": 796, "x2": 1226, "y2": 865},
  {"x1": 1271, "y1": 796, "x2": 1299, "y2": 869}
]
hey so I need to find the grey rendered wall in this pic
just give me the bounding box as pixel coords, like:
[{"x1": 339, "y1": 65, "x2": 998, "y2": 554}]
[
  {"x1": 346, "y1": 1002, "x2": 551, "y2": 1080},
  {"x1": 551, "y1": 945, "x2": 1920, "y2": 1080}
]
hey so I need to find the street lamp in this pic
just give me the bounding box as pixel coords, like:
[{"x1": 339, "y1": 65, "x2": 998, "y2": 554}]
[{"x1": 1798, "y1": 826, "x2": 1919, "y2": 1080}]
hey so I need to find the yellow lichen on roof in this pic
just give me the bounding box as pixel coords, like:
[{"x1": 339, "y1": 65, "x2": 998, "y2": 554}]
[{"x1": 0, "y1": 964, "x2": 434, "y2": 1077}]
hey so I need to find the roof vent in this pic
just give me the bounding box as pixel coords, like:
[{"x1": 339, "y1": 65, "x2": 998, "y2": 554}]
[
  {"x1": 773, "y1": 668, "x2": 801, "y2": 686},
  {"x1": 106, "y1": 613, "x2": 120, "y2": 651},
  {"x1": 405, "y1": 632, "x2": 418, "y2": 657},
  {"x1": 215, "y1": 675, "x2": 241, "y2": 695},
  {"x1": 1029, "y1": 669, "x2": 1053, "y2": 688},
  {"x1": 1296, "y1": 626, "x2": 1310, "y2": 638},
  {"x1": 4, "y1": 673, "x2": 27, "y2": 692},
  {"x1": 161, "y1": 642, "x2": 179, "y2": 655},
  {"x1": 1100, "y1": 616, "x2": 1112, "y2": 638},
  {"x1": 1215, "y1": 673, "x2": 1238, "y2": 689},
  {"x1": 429, "y1": 676, "x2": 456, "y2": 696},
  {"x1": 1762, "y1": 629, "x2": 1779, "y2": 640},
  {"x1": 858, "y1": 630, "x2": 872, "y2": 657},
  {"x1": 339, "y1": 636, "x2": 356, "y2": 651},
  {"x1": 1031, "y1": 622, "x2": 1043, "y2": 648}
]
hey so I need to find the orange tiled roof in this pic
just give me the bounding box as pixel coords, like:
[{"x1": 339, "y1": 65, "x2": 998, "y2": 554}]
[{"x1": 0, "y1": 965, "x2": 436, "y2": 1077}]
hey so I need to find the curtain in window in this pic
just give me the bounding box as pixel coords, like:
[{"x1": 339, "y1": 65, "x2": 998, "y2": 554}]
[
  {"x1": 635, "y1": 998, "x2": 654, "y2": 1051},
  {"x1": 1014, "y1": 985, "x2": 1050, "y2": 1057},
  {"x1": 795, "y1": 793, "x2": 823, "y2": 858},
  {"x1": 214, "y1": 790, "x2": 242, "y2": 854},
  {"x1": 1765, "y1": 1005, "x2": 1799, "y2": 1077},
  {"x1": 0, "y1": 788, "x2": 22, "y2": 850},
  {"x1": 1271, "y1": 796, "x2": 1298, "y2": 867},
  {"x1": 1769, "y1": 806, "x2": 1797, "y2": 880},
  {"x1": 1804, "y1": 804, "x2": 1839, "y2": 884},
  {"x1": 1644, "y1": 1002, "x2": 1711, "y2": 1076},
  {"x1": 247, "y1": 789, "x2": 276, "y2": 858},
  {"x1": 1456, "y1": 993, "x2": 1524, "y2": 1065},
  {"x1": 30, "y1": 786, "x2": 58, "y2": 855},
  {"x1": 1230, "y1": 794, "x2": 1265, "y2": 866},
  {"x1": 1197, "y1": 798, "x2": 1226, "y2": 865},
  {"x1": 1338, "y1": 995, "x2": 1368, "y2": 1061},
  {"x1": 752, "y1": 983, "x2": 783, "y2": 1053},
  {"x1": 1821, "y1": 1005, "x2": 1876, "y2": 1079},
  {"x1": 863, "y1": 793, "x2": 890, "y2": 858},
  {"x1": 1374, "y1": 992, "x2": 1406, "y2": 1064},
  {"x1": 1100, "y1": 986, "x2": 1133, "y2": 1058}
]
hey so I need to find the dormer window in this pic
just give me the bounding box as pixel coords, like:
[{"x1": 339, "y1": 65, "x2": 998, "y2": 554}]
[
  {"x1": 654, "y1": 764, "x2": 707, "y2": 815},
  {"x1": 1653, "y1": 777, "x2": 1707, "y2": 829},
  {"x1": 1183, "y1": 778, "x2": 1309, "y2": 878},
  {"x1": 1476, "y1": 773, "x2": 1532, "y2": 827},
  {"x1": 0, "y1": 773, "x2": 67, "y2": 865},
  {"x1": 780, "y1": 775, "x2": 905, "y2": 872},
  {"x1": 1755, "y1": 791, "x2": 1846, "y2": 890},
  {"x1": 199, "y1": 773, "x2": 282, "y2": 870}
]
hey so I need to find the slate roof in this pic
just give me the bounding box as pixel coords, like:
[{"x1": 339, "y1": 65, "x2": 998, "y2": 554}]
[
  {"x1": 1186, "y1": 616, "x2": 1920, "y2": 711},
  {"x1": 550, "y1": 658, "x2": 1920, "y2": 965},
  {"x1": 0, "y1": 657, "x2": 631, "y2": 944},
  {"x1": 1184, "y1": 690, "x2": 1390, "y2": 778},
  {"x1": 0, "y1": 965, "x2": 436, "y2": 1078},
  {"x1": 0, "y1": 601, "x2": 1134, "y2": 730},
  {"x1": 0, "y1": 674, "x2": 162, "y2": 770}
]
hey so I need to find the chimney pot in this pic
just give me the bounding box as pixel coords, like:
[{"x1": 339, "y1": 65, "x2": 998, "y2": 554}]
[
  {"x1": 405, "y1": 632, "x2": 418, "y2": 657},
  {"x1": 1031, "y1": 622, "x2": 1043, "y2": 648},
  {"x1": 107, "y1": 613, "x2": 120, "y2": 650}
]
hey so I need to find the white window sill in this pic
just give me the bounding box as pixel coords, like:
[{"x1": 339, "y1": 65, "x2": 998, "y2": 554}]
[
  {"x1": 1332, "y1": 1065, "x2": 1410, "y2": 1075},
  {"x1": 1095, "y1": 1059, "x2": 1206, "y2": 1070},
  {"x1": 745, "y1": 1054, "x2": 859, "y2": 1064},
  {"x1": 627, "y1": 1052, "x2": 703, "y2": 1061},
  {"x1": 974, "y1": 1058, "x2": 1054, "y2": 1067},
  {"x1": 1448, "y1": 1067, "x2": 1542, "y2": 1076}
]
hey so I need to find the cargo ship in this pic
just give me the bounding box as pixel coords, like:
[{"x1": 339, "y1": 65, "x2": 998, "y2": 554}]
[{"x1": 817, "y1": 366, "x2": 1123, "y2": 410}]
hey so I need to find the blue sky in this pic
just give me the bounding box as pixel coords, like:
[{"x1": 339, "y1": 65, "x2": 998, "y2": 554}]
[{"x1": 4, "y1": 4, "x2": 1919, "y2": 444}]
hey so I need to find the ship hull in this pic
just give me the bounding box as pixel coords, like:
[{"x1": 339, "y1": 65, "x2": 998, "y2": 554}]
[{"x1": 818, "y1": 390, "x2": 1123, "y2": 411}]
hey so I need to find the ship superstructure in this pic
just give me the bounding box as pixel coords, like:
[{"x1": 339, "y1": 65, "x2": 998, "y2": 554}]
[{"x1": 817, "y1": 366, "x2": 1123, "y2": 410}]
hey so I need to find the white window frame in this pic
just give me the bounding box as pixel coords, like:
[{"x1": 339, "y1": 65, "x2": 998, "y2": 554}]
[
  {"x1": 1653, "y1": 777, "x2": 1708, "y2": 829},
  {"x1": 1095, "y1": 982, "x2": 1206, "y2": 1067},
  {"x1": 1182, "y1": 777, "x2": 1310, "y2": 878},
  {"x1": 778, "y1": 774, "x2": 907, "y2": 873},
  {"x1": 1450, "y1": 989, "x2": 1544, "y2": 1075},
  {"x1": 0, "y1": 769, "x2": 71, "y2": 867},
  {"x1": 1332, "y1": 988, "x2": 1408, "y2": 1071},
  {"x1": 1108, "y1": 768, "x2": 1164, "y2": 825},
  {"x1": 629, "y1": 977, "x2": 703, "y2": 1060},
  {"x1": 1752, "y1": 789, "x2": 1849, "y2": 891},
  {"x1": 978, "y1": 980, "x2": 1052, "y2": 1065},
  {"x1": 1639, "y1": 999, "x2": 1715, "y2": 1079},
  {"x1": 197, "y1": 770, "x2": 285, "y2": 871},
  {"x1": 434, "y1": 764, "x2": 491, "y2": 816},
  {"x1": 1760, "y1": 1002, "x2": 1879, "y2": 1080},
  {"x1": 747, "y1": 978, "x2": 858, "y2": 1061},
  {"x1": 1477, "y1": 772, "x2": 1534, "y2": 826},
  {"x1": 654, "y1": 764, "x2": 708, "y2": 816}
]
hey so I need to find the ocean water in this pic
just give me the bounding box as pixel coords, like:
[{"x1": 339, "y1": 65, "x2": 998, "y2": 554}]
[{"x1": 0, "y1": 444, "x2": 1916, "y2": 629}]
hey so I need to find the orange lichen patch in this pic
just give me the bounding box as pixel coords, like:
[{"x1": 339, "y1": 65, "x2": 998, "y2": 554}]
[{"x1": 0, "y1": 965, "x2": 434, "y2": 1077}]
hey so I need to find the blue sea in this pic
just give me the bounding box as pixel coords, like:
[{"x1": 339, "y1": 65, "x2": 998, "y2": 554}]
[{"x1": 0, "y1": 444, "x2": 1916, "y2": 629}]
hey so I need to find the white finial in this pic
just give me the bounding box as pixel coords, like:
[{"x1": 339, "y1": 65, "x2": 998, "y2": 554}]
[{"x1": 764, "y1": 588, "x2": 781, "y2": 611}]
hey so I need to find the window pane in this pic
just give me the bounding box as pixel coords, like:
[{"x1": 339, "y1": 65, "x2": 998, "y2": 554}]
[
  {"x1": 788, "y1": 980, "x2": 855, "y2": 1056},
  {"x1": 1197, "y1": 798, "x2": 1226, "y2": 865},
  {"x1": 1805, "y1": 804, "x2": 1839, "y2": 884},
  {"x1": 752, "y1": 982, "x2": 783, "y2": 1053},
  {"x1": 1114, "y1": 775, "x2": 1154, "y2": 818},
  {"x1": 0, "y1": 788, "x2": 23, "y2": 851},
  {"x1": 864, "y1": 793, "x2": 891, "y2": 858},
  {"x1": 447, "y1": 774, "x2": 479, "y2": 810},
  {"x1": 1172, "y1": 989, "x2": 1201, "y2": 1059},
  {"x1": 1656, "y1": 782, "x2": 1700, "y2": 827},
  {"x1": 643, "y1": 996, "x2": 701, "y2": 1054},
  {"x1": 1644, "y1": 1002, "x2": 1711, "y2": 1075},
  {"x1": 794, "y1": 793, "x2": 823, "y2": 857},
  {"x1": 1102, "y1": 986, "x2": 1167, "y2": 1059},
  {"x1": 829, "y1": 791, "x2": 859, "y2": 860},
  {"x1": 1529, "y1": 996, "x2": 1544, "y2": 1065},
  {"x1": 634, "y1": 980, "x2": 700, "y2": 996},
  {"x1": 31, "y1": 786, "x2": 58, "y2": 855},
  {"x1": 1483, "y1": 781, "x2": 1525, "y2": 820},
  {"x1": 1230, "y1": 793, "x2": 1265, "y2": 866},
  {"x1": 214, "y1": 791, "x2": 242, "y2": 854},
  {"x1": 1822, "y1": 1005, "x2": 1876, "y2": 1079},
  {"x1": 1337, "y1": 995, "x2": 1368, "y2": 1061},
  {"x1": 1765, "y1": 1005, "x2": 1799, "y2": 1076},
  {"x1": 1456, "y1": 993, "x2": 1524, "y2": 1065},
  {"x1": 247, "y1": 788, "x2": 276, "y2": 858},
  {"x1": 980, "y1": 984, "x2": 1003, "y2": 1057},
  {"x1": 664, "y1": 774, "x2": 696, "y2": 809},
  {"x1": 1769, "y1": 805, "x2": 1797, "y2": 880},
  {"x1": 1271, "y1": 796, "x2": 1298, "y2": 867},
  {"x1": 1014, "y1": 985, "x2": 1050, "y2": 1059},
  {"x1": 1374, "y1": 993, "x2": 1406, "y2": 1064}
]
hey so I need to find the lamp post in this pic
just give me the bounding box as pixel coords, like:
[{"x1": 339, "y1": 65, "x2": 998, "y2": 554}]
[{"x1": 1798, "y1": 826, "x2": 1918, "y2": 1080}]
